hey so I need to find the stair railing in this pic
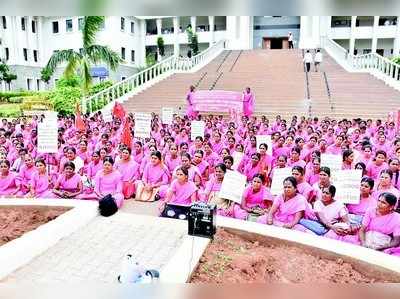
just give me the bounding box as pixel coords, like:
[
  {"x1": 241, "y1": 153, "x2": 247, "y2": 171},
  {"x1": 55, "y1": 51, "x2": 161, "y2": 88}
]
[{"x1": 83, "y1": 39, "x2": 226, "y2": 114}]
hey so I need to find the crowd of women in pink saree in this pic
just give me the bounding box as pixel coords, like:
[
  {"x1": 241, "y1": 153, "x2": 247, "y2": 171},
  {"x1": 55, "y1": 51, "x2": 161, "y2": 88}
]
[{"x1": 0, "y1": 88, "x2": 400, "y2": 257}]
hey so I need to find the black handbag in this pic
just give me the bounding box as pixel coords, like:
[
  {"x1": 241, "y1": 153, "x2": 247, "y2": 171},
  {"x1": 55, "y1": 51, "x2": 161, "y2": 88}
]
[
  {"x1": 160, "y1": 203, "x2": 190, "y2": 220},
  {"x1": 98, "y1": 194, "x2": 118, "y2": 217}
]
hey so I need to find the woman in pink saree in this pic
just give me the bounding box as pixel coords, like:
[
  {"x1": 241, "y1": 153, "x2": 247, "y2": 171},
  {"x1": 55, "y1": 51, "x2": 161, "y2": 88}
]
[
  {"x1": 258, "y1": 176, "x2": 307, "y2": 229},
  {"x1": 115, "y1": 147, "x2": 140, "y2": 199},
  {"x1": 234, "y1": 174, "x2": 274, "y2": 220},
  {"x1": 27, "y1": 158, "x2": 54, "y2": 198},
  {"x1": 158, "y1": 166, "x2": 197, "y2": 214},
  {"x1": 52, "y1": 161, "x2": 82, "y2": 199},
  {"x1": 186, "y1": 85, "x2": 198, "y2": 119},
  {"x1": 242, "y1": 87, "x2": 254, "y2": 117},
  {"x1": 17, "y1": 154, "x2": 36, "y2": 195},
  {"x1": 326, "y1": 192, "x2": 400, "y2": 252},
  {"x1": 0, "y1": 159, "x2": 21, "y2": 196}
]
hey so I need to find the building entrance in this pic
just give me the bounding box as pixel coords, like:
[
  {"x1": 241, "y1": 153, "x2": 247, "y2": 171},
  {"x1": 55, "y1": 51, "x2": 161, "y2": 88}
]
[{"x1": 262, "y1": 37, "x2": 289, "y2": 49}]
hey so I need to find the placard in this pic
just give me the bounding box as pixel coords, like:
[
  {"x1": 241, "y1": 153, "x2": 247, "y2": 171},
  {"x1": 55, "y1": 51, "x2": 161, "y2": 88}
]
[
  {"x1": 331, "y1": 169, "x2": 362, "y2": 204},
  {"x1": 161, "y1": 107, "x2": 174, "y2": 125},
  {"x1": 135, "y1": 112, "x2": 152, "y2": 138},
  {"x1": 256, "y1": 135, "x2": 272, "y2": 155},
  {"x1": 103, "y1": 109, "x2": 113, "y2": 123},
  {"x1": 37, "y1": 122, "x2": 58, "y2": 153},
  {"x1": 232, "y1": 151, "x2": 244, "y2": 171},
  {"x1": 270, "y1": 167, "x2": 293, "y2": 195},
  {"x1": 191, "y1": 121, "x2": 205, "y2": 141},
  {"x1": 218, "y1": 170, "x2": 247, "y2": 204},
  {"x1": 321, "y1": 154, "x2": 342, "y2": 171}
]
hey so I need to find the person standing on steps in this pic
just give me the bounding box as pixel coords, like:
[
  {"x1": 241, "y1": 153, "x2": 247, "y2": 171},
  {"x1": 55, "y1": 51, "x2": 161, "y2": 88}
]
[
  {"x1": 303, "y1": 50, "x2": 313, "y2": 73},
  {"x1": 242, "y1": 87, "x2": 255, "y2": 118},
  {"x1": 288, "y1": 32, "x2": 294, "y2": 49},
  {"x1": 314, "y1": 49, "x2": 323, "y2": 72}
]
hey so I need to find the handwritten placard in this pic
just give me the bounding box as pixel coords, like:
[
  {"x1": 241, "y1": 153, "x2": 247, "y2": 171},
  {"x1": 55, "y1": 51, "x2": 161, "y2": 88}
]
[
  {"x1": 218, "y1": 170, "x2": 247, "y2": 204},
  {"x1": 135, "y1": 113, "x2": 152, "y2": 138},
  {"x1": 256, "y1": 135, "x2": 272, "y2": 155},
  {"x1": 321, "y1": 154, "x2": 342, "y2": 171},
  {"x1": 270, "y1": 167, "x2": 293, "y2": 195},
  {"x1": 103, "y1": 109, "x2": 113, "y2": 123},
  {"x1": 161, "y1": 107, "x2": 174, "y2": 125},
  {"x1": 232, "y1": 151, "x2": 244, "y2": 171},
  {"x1": 191, "y1": 121, "x2": 205, "y2": 141},
  {"x1": 331, "y1": 169, "x2": 362, "y2": 204},
  {"x1": 37, "y1": 121, "x2": 58, "y2": 153}
]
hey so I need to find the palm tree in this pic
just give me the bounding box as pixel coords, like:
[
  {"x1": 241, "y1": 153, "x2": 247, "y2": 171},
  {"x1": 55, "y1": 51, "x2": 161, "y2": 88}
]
[{"x1": 45, "y1": 16, "x2": 121, "y2": 94}]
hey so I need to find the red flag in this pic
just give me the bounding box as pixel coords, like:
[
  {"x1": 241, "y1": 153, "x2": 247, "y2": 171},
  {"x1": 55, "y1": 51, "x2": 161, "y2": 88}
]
[
  {"x1": 121, "y1": 118, "x2": 132, "y2": 148},
  {"x1": 75, "y1": 103, "x2": 86, "y2": 132},
  {"x1": 113, "y1": 102, "x2": 126, "y2": 120}
]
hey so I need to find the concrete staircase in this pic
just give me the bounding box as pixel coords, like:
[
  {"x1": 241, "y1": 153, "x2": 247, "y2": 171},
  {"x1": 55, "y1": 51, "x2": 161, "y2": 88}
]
[{"x1": 123, "y1": 48, "x2": 400, "y2": 120}]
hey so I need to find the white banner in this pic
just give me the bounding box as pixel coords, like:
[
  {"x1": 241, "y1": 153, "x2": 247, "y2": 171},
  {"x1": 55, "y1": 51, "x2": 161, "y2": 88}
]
[
  {"x1": 270, "y1": 167, "x2": 293, "y2": 195},
  {"x1": 218, "y1": 170, "x2": 247, "y2": 204},
  {"x1": 161, "y1": 107, "x2": 174, "y2": 125},
  {"x1": 256, "y1": 135, "x2": 272, "y2": 155},
  {"x1": 135, "y1": 113, "x2": 152, "y2": 138},
  {"x1": 321, "y1": 154, "x2": 342, "y2": 171},
  {"x1": 191, "y1": 121, "x2": 205, "y2": 141},
  {"x1": 37, "y1": 121, "x2": 58, "y2": 153},
  {"x1": 331, "y1": 169, "x2": 362, "y2": 204}
]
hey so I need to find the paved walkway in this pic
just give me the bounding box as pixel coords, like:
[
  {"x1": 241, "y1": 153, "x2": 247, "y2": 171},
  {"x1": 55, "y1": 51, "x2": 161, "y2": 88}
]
[
  {"x1": 3, "y1": 212, "x2": 186, "y2": 283},
  {"x1": 120, "y1": 199, "x2": 159, "y2": 216}
]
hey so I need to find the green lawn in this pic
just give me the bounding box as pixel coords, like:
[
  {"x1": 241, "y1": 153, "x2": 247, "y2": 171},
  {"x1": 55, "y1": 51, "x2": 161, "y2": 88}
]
[{"x1": 0, "y1": 103, "x2": 22, "y2": 118}]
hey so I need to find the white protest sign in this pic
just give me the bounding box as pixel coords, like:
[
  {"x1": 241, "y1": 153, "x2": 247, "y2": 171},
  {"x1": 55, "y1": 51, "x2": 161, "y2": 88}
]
[
  {"x1": 321, "y1": 154, "x2": 342, "y2": 171},
  {"x1": 37, "y1": 121, "x2": 58, "y2": 153},
  {"x1": 256, "y1": 135, "x2": 272, "y2": 155},
  {"x1": 232, "y1": 151, "x2": 244, "y2": 171},
  {"x1": 331, "y1": 169, "x2": 362, "y2": 204},
  {"x1": 161, "y1": 107, "x2": 174, "y2": 125},
  {"x1": 191, "y1": 121, "x2": 205, "y2": 141},
  {"x1": 135, "y1": 112, "x2": 152, "y2": 138},
  {"x1": 218, "y1": 170, "x2": 247, "y2": 204},
  {"x1": 103, "y1": 109, "x2": 113, "y2": 123},
  {"x1": 43, "y1": 111, "x2": 58, "y2": 121},
  {"x1": 270, "y1": 167, "x2": 293, "y2": 195}
]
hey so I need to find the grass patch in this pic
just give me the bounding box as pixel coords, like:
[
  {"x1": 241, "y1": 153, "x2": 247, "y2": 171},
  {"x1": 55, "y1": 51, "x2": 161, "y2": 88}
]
[{"x1": 0, "y1": 103, "x2": 22, "y2": 118}]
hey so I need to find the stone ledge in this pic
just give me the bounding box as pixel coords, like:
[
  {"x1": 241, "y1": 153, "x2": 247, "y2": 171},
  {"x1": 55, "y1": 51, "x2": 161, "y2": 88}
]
[{"x1": 0, "y1": 199, "x2": 99, "y2": 280}]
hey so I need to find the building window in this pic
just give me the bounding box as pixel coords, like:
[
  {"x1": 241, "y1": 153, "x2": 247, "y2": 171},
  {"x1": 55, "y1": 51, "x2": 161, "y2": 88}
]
[
  {"x1": 2, "y1": 16, "x2": 6, "y2": 29},
  {"x1": 79, "y1": 48, "x2": 84, "y2": 55},
  {"x1": 36, "y1": 79, "x2": 40, "y2": 91},
  {"x1": 78, "y1": 17, "x2": 84, "y2": 30},
  {"x1": 5, "y1": 48, "x2": 9, "y2": 60},
  {"x1": 121, "y1": 47, "x2": 126, "y2": 60},
  {"x1": 131, "y1": 50, "x2": 135, "y2": 62},
  {"x1": 21, "y1": 17, "x2": 26, "y2": 31},
  {"x1": 27, "y1": 79, "x2": 32, "y2": 90},
  {"x1": 33, "y1": 50, "x2": 38, "y2": 62},
  {"x1": 121, "y1": 17, "x2": 125, "y2": 31},
  {"x1": 130, "y1": 22, "x2": 135, "y2": 33},
  {"x1": 23, "y1": 48, "x2": 28, "y2": 61},
  {"x1": 66, "y1": 19, "x2": 73, "y2": 32},
  {"x1": 52, "y1": 21, "x2": 59, "y2": 33},
  {"x1": 121, "y1": 76, "x2": 126, "y2": 81},
  {"x1": 32, "y1": 20, "x2": 36, "y2": 33}
]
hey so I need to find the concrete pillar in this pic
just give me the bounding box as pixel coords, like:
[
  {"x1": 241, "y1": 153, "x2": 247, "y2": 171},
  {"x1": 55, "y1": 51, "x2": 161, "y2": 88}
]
[
  {"x1": 190, "y1": 16, "x2": 196, "y2": 33},
  {"x1": 37, "y1": 17, "x2": 45, "y2": 65},
  {"x1": 139, "y1": 19, "x2": 146, "y2": 66},
  {"x1": 349, "y1": 16, "x2": 357, "y2": 55},
  {"x1": 156, "y1": 18, "x2": 162, "y2": 35},
  {"x1": 208, "y1": 16, "x2": 215, "y2": 44},
  {"x1": 312, "y1": 16, "x2": 320, "y2": 48},
  {"x1": 371, "y1": 16, "x2": 379, "y2": 53},
  {"x1": 173, "y1": 17, "x2": 179, "y2": 57},
  {"x1": 394, "y1": 16, "x2": 400, "y2": 56}
]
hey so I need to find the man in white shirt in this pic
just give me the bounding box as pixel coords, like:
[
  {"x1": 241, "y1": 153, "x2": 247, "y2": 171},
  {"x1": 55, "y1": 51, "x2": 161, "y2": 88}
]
[
  {"x1": 314, "y1": 49, "x2": 323, "y2": 72},
  {"x1": 288, "y1": 32, "x2": 293, "y2": 49},
  {"x1": 303, "y1": 50, "x2": 313, "y2": 72}
]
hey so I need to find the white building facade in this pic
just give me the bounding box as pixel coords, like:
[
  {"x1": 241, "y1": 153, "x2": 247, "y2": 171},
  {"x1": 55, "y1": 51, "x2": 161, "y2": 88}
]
[{"x1": 1, "y1": 16, "x2": 400, "y2": 91}]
